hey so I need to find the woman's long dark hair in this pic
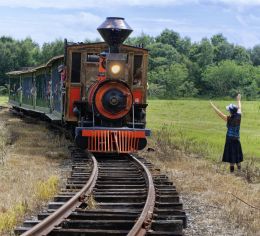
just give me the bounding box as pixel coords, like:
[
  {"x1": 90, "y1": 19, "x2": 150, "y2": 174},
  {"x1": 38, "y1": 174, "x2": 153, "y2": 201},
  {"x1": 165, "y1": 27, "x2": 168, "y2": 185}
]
[{"x1": 230, "y1": 107, "x2": 238, "y2": 115}]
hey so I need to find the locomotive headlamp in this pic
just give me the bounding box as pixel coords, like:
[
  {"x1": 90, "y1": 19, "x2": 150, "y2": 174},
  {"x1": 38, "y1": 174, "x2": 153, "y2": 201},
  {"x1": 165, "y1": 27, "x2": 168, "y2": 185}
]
[
  {"x1": 111, "y1": 64, "x2": 121, "y2": 74},
  {"x1": 106, "y1": 53, "x2": 127, "y2": 79}
]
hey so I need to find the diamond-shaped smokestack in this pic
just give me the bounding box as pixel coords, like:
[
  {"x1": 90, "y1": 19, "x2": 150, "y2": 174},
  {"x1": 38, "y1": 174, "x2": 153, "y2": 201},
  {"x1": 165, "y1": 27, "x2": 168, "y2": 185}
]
[{"x1": 97, "y1": 17, "x2": 133, "y2": 53}]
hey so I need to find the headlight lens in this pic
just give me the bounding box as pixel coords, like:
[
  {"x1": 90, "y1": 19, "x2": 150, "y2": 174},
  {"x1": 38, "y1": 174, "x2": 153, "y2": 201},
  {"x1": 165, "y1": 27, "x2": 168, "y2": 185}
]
[{"x1": 111, "y1": 64, "x2": 121, "y2": 74}]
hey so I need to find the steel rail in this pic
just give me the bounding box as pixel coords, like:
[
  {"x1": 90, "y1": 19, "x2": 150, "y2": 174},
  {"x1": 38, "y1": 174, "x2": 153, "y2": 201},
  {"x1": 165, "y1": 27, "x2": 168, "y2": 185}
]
[
  {"x1": 128, "y1": 154, "x2": 156, "y2": 236},
  {"x1": 21, "y1": 152, "x2": 98, "y2": 236}
]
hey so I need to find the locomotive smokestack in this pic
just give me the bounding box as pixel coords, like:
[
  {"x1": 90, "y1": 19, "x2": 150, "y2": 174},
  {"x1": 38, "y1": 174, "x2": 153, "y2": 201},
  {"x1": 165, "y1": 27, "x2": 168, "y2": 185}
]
[{"x1": 97, "y1": 17, "x2": 133, "y2": 53}]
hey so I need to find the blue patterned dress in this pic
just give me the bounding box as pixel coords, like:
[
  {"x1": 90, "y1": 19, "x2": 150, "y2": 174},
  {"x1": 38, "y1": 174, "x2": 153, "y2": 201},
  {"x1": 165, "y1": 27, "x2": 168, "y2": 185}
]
[{"x1": 222, "y1": 113, "x2": 243, "y2": 163}]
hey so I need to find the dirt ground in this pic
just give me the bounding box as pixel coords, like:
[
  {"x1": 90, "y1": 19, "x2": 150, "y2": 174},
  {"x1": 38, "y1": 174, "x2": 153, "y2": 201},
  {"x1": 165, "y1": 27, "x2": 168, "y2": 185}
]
[
  {"x1": 0, "y1": 108, "x2": 70, "y2": 234},
  {"x1": 141, "y1": 140, "x2": 260, "y2": 236}
]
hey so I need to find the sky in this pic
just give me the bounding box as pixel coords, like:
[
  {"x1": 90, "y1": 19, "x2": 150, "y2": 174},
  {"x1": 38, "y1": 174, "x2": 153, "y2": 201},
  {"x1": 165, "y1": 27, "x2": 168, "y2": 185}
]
[{"x1": 0, "y1": 0, "x2": 260, "y2": 48}]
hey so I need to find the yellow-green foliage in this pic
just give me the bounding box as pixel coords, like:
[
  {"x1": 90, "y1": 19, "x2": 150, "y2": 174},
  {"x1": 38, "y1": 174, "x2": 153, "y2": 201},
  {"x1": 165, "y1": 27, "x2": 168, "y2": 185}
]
[
  {"x1": 0, "y1": 202, "x2": 27, "y2": 233},
  {"x1": 147, "y1": 100, "x2": 260, "y2": 161},
  {"x1": 85, "y1": 194, "x2": 98, "y2": 210},
  {"x1": 0, "y1": 96, "x2": 8, "y2": 106},
  {"x1": 35, "y1": 175, "x2": 59, "y2": 201},
  {"x1": 0, "y1": 176, "x2": 59, "y2": 233}
]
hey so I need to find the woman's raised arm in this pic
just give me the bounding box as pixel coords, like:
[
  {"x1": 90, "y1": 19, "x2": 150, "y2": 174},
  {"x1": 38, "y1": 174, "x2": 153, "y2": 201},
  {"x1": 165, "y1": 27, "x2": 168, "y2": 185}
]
[
  {"x1": 237, "y1": 94, "x2": 241, "y2": 113},
  {"x1": 210, "y1": 101, "x2": 227, "y2": 121}
]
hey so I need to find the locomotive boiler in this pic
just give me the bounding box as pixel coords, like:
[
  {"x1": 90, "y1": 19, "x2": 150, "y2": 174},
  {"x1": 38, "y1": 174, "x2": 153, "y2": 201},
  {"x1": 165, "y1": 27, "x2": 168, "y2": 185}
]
[{"x1": 7, "y1": 17, "x2": 150, "y2": 153}]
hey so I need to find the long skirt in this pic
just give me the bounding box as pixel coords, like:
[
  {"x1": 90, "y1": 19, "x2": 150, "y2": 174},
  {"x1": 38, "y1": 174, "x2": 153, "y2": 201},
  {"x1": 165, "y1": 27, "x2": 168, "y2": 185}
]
[{"x1": 222, "y1": 137, "x2": 243, "y2": 163}]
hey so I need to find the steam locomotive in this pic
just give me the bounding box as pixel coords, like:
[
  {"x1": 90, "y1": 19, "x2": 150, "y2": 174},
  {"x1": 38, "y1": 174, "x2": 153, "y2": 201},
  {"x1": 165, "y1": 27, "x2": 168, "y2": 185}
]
[{"x1": 7, "y1": 17, "x2": 150, "y2": 153}]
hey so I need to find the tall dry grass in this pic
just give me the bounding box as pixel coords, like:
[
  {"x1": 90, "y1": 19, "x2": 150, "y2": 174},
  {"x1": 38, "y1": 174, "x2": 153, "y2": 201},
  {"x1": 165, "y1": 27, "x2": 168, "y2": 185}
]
[
  {"x1": 0, "y1": 175, "x2": 59, "y2": 233},
  {"x1": 0, "y1": 123, "x2": 8, "y2": 165},
  {"x1": 0, "y1": 109, "x2": 70, "y2": 235}
]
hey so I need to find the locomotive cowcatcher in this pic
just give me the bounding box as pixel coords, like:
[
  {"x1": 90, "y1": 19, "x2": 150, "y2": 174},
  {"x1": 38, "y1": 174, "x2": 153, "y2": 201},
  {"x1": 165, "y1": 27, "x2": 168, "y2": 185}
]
[{"x1": 7, "y1": 17, "x2": 151, "y2": 153}]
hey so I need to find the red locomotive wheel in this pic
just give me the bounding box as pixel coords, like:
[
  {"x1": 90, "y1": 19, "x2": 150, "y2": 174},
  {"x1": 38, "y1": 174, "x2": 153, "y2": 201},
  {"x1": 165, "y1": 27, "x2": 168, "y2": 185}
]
[{"x1": 88, "y1": 80, "x2": 133, "y2": 120}]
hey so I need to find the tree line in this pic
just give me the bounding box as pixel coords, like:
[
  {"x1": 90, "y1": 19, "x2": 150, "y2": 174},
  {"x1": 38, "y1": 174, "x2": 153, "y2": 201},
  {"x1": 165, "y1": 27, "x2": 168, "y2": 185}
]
[
  {"x1": 1, "y1": 31, "x2": 260, "y2": 98},
  {"x1": 126, "y1": 31, "x2": 260, "y2": 99}
]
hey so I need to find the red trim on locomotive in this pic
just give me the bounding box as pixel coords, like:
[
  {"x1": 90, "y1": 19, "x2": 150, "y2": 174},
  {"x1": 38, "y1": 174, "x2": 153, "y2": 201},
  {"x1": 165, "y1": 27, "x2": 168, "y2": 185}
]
[
  {"x1": 81, "y1": 129, "x2": 146, "y2": 153},
  {"x1": 82, "y1": 130, "x2": 145, "y2": 138},
  {"x1": 87, "y1": 82, "x2": 99, "y2": 112},
  {"x1": 98, "y1": 55, "x2": 106, "y2": 81},
  {"x1": 69, "y1": 87, "x2": 81, "y2": 118},
  {"x1": 132, "y1": 89, "x2": 143, "y2": 104}
]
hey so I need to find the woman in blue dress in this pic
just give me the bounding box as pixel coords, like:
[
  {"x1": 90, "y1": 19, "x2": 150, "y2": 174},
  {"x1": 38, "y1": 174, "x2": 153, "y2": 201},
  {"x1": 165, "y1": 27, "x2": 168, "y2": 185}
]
[{"x1": 210, "y1": 94, "x2": 243, "y2": 172}]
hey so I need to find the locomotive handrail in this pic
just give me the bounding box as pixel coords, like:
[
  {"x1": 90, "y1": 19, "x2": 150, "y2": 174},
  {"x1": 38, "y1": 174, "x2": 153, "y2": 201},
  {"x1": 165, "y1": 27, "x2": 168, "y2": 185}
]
[
  {"x1": 21, "y1": 152, "x2": 98, "y2": 236},
  {"x1": 128, "y1": 154, "x2": 156, "y2": 236}
]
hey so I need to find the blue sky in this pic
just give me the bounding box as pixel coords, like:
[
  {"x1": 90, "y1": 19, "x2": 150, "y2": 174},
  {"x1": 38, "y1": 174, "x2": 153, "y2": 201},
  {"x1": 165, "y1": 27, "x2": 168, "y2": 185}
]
[{"x1": 0, "y1": 0, "x2": 260, "y2": 48}]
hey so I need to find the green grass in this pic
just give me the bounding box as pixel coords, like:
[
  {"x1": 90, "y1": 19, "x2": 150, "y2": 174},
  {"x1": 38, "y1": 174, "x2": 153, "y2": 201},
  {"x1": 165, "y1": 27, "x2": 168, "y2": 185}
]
[
  {"x1": 147, "y1": 100, "x2": 260, "y2": 161},
  {"x1": 0, "y1": 96, "x2": 8, "y2": 106}
]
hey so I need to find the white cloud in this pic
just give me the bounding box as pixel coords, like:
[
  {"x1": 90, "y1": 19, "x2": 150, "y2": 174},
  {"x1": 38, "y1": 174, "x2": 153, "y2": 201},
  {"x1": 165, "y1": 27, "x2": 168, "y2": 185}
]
[
  {"x1": 0, "y1": 11, "x2": 102, "y2": 44},
  {"x1": 1, "y1": 0, "x2": 260, "y2": 9},
  {"x1": 236, "y1": 30, "x2": 260, "y2": 48},
  {"x1": 249, "y1": 13, "x2": 260, "y2": 23},
  {"x1": 236, "y1": 15, "x2": 248, "y2": 27},
  {"x1": 0, "y1": 0, "x2": 260, "y2": 48},
  {"x1": 130, "y1": 14, "x2": 260, "y2": 48},
  {"x1": 235, "y1": 13, "x2": 260, "y2": 29},
  {"x1": 0, "y1": 0, "x2": 197, "y2": 9},
  {"x1": 217, "y1": 0, "x2": 260, "y2": 6}
]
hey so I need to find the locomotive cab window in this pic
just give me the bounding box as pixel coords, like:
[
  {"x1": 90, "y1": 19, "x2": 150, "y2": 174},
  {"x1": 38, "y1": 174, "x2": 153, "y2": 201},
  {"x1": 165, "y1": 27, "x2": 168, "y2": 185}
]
[
  {"x1": 71, "y1": 52, "x2": 81, "y2": 83},
  {"x1": 133, "y1": 55, "x2": 143, "y2": 86}
]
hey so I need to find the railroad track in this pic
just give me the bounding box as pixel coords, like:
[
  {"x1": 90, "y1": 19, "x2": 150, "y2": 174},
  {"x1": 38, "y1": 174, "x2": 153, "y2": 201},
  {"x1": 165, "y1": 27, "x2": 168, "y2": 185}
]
[{"x1": 15, "y1": 147, "x2": 186, "y2": 236}]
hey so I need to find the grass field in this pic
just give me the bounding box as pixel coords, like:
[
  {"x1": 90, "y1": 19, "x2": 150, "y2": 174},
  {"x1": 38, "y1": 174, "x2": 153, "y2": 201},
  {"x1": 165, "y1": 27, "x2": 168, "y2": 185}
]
[
  {"x1": 145, "y1": 100, "x2": 260, "y2": 234},
  {"x1": 147, "y1": 100, "x2": 260, "y2": 162},
  {"x1": 1, "y1": 96, "x2": 258, "y2": 161}
]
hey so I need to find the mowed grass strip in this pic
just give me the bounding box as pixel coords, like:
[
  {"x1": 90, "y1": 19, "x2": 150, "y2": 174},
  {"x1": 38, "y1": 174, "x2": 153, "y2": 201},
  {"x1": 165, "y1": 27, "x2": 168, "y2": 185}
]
[{"x1": 147, "y1": 100, "x2": 260, "y2": 161}]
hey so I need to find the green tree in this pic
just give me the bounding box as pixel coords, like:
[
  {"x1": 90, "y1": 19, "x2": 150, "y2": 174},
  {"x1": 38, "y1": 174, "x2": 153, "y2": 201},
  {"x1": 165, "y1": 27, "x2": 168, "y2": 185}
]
[
  {"x1": 202, "y1": 60, "x2": 259, "y2": 98},
  {"x1": 177, "y1": 37, "x2": 191, "y2": 56},
  {"x1": 156, "y1": 29, "x2": 180, "y2": 48},
  {"x1": 156, "y1": 29, "x2": 191, "y2": 56},
  {"x1": 211, "y1": 33, "x2": 227, "y2": 47},
  {"x1": 147, "y1": 82, "x2": 166, "y2": 98},
  {"x1": 39, "y1": 39, "x2": 64, "y2": 64},
  {"x1": 214, "y1": 42, "x2": 234, "y2": 63},
  {"x1": 194, "y1": 38, "x2": 214, "y2": 68},
  {"x1": 251, "y1": 45, "x2": 260, "y2": 66},
  {"x1": 17, "y1": 37, "x2": 40, "y2": 67},
  {"x1": 164, "y1": 63, "x2": 196, "y2": 97},
  {"x1": 181, "y1": 56, "x2": 201, "y2": 91},
  {"x1": 125, "y1": 33, "x2": 154, "y2": 47},
  {"x1": 211, "y1": 34, "x2": 234, "y2": 63},
  {"x1": 147, "y1": 42, "x2": 181, "y2": 70},
  {"x1": 0, "y1": 36, "x2": 40, "y2": 85},
  {"x1": 232, "y1": 46, "x2": 251, "y2": 64}
]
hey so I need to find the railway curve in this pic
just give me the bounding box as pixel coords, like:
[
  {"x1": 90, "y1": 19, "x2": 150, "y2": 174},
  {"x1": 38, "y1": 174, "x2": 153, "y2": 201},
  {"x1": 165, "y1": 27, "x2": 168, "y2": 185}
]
[{"x1": 15, "y1": 148, "x2": 186, "y2": 236}]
